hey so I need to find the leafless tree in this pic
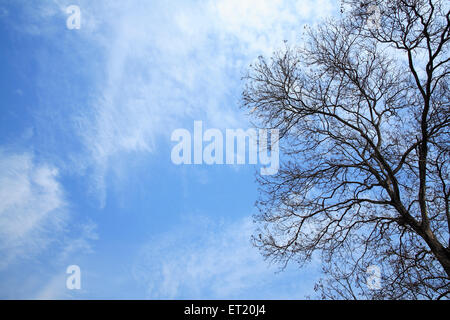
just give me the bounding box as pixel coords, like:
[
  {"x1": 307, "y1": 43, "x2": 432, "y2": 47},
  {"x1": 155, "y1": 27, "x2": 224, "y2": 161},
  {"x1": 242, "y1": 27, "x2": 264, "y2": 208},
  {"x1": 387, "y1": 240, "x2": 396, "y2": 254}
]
[{"x1": 243, "y1": 0, "x2": 449, "y2": 299}]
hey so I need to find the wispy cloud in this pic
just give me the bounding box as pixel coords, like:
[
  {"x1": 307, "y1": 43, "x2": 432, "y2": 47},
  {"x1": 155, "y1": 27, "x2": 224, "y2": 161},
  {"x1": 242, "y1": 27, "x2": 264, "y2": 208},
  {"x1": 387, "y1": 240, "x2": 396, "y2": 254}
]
[
  {"x1": 25, "y1": 0, "x2": 337, "y2": 205},
  {"x1": 34, "y1": 272, "x2": 70, "y2": 300},
  {"x1": 0, "y1": 149, "x2": 68, "y2": 269},
  {"x1": 133, "y1": 215, "x2": 319, "y2": 299},
  {"x1": 0, "y1": 0, "x2": 337, "y2": 298},
  {"x1": 0, "y1": 149, "x2": 97, "y2": 298}
]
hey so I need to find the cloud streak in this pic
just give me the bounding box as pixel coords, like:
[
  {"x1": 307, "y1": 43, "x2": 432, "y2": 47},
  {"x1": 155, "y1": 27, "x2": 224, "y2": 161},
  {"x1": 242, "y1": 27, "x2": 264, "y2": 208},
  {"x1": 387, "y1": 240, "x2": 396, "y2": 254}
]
[
  {"x1": 0, "y1": 149, "x2": 97, "y2": 298},
  {"x1": 64, "y1": 0, "x2": 337, "y2": 204},
  {"x1": 133, "y1": 215, "x2": 319, "y2": 299},
  {"x1": 0, "y1": 150, "x2": 68, "y2": 269}
]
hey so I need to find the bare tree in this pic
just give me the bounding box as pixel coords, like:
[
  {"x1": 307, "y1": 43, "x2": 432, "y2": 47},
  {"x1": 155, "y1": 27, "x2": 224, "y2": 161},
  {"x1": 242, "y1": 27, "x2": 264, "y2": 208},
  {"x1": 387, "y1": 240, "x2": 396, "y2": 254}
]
[{"x1": 243, "y1": 0, "x2": 449, "y2": 299}]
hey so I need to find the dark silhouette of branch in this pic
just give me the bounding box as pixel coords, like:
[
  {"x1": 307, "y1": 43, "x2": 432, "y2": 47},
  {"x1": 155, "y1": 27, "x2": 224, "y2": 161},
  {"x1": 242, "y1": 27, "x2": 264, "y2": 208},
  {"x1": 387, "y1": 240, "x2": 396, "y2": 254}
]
[{"x1": 243, "y1": 0, "x2": 449, "y2": 299}]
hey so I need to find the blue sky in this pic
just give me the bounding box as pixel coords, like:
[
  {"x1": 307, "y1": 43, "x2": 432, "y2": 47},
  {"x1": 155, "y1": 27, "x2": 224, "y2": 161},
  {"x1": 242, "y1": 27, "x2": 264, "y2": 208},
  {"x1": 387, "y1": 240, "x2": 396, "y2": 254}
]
[{"x1": 0, "y1": 0, "x2": 337, "y2": 299}]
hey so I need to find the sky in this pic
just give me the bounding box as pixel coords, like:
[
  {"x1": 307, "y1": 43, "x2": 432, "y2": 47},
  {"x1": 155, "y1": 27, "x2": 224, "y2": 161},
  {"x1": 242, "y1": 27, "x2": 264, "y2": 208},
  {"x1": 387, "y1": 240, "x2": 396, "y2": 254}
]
[{"x1": 0, "y1": 0, "x2": 338, "y2": 299}]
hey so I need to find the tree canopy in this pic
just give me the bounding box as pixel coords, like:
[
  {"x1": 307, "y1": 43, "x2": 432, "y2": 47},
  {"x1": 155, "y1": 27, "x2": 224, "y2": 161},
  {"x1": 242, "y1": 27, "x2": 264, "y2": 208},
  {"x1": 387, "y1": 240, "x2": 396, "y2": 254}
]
[{"x1": 243, "y1": 0, "x2": 449, "y2": 299}]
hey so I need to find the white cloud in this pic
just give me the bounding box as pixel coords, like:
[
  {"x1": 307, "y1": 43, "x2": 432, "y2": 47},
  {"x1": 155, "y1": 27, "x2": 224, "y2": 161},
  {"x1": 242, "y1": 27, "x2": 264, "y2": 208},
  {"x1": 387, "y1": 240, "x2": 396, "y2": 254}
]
[
  {"x1": 0, "y1": 150, "x2": 98, "y2": 270},
  {"x1": 133, "y1": 215, "x2": 319, "y2": 299},
  {"x1": 34, "y1": 272, "x2": 69, "y2": 300},
  {"x1": 0, "y1": 150, "x2": 68, "y2": 269},
  {"x1": 58, "y1": 220, "x2": 99, "y2": 263},
  {"x1": 15, "y1": 0, "x2": 337, "y2": 205},
  {"x1": 295, "y1": 0, "x2": 336, "y2": 19},
  {"x1": 0, "y1": 0, "x2": 335, "y2": 298},
  {"x1": 73, "y1": 0, "x2": 324, "y2": 204},
  {"x1": 0, "y1": 149, "x2": 99, "y2": 298}
]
